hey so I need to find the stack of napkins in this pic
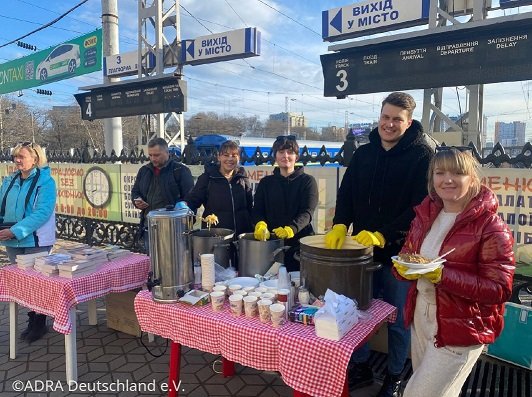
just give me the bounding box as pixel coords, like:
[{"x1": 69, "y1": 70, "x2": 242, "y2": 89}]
[
  {"x1": 314, "y1": 289, "x2": 360, "y2": 341},
  {"x1": 16, "y1": 251, "x2": 50, "y2": 270},
  {"x1": 34, "y1": 254, "x2": 72, "y2": 276}
]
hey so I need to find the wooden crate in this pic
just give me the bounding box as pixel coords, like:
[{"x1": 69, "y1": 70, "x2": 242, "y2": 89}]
[{"x1": 105, "y1": 290, "x2": 142, "y2": 337}]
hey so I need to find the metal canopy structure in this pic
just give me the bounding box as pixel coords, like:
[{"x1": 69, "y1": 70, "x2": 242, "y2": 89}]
[{"x1": 137, "y1": 0, "x2": 185, "y2": 149}]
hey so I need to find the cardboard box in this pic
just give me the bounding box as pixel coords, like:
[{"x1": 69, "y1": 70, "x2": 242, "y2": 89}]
[{"x1": 106, "y1": 290, "x2": 142, "y2": 337}]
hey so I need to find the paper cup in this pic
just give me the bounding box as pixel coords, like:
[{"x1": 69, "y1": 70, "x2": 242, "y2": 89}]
[
  {"x1": 255, "y1": 286, "x2": 268, "y2": 294},
  {"x1": 277, "y1": 288, "x2": 290, "y2": 304},
  {"x1": 229, "y1": 294, "x2": 243, "y2": 316},
  {"x1": 243, "y1": 295, "x2": 258, "y2": 318},
  {"x1": 243, "y1": 286, "x2": 255, "y2": 293},
  {"x1": 213, "y1": 285, "x2": 227, "y2": 294},
  {"x1": 210, "y1": 291, "x2": 225, "y2": 312},
  {"x1": 248, "y1": 291, "x2": 262, "y2": 298},
  {"x1": 261, "y1": 292, "x2": 276, "y2": 302},
  {"x1": 233, "y1": 290, "x2": 248, "y2": 297},
  {"x1": 228, "y1": 284, "x2": 242, "y2": 295},
  {"x1": 258, "y1": 299, "x2": 272, "y2": 323},
  {"x1": 269, "y1": 303, "x2": 285, "y2": 327}
]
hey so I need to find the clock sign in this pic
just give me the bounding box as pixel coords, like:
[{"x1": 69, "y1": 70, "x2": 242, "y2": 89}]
[{"x1": 83, "y1": 166, "x2": 112, "y2": 208}]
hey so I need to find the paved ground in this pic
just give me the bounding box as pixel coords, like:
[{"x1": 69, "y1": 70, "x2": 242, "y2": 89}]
[
  {"x1": 0, "y1": 246, "x2": 385, "y2": 397},
  {"x1": 1, "y1": 246, "x2": 530, "y2": 397}
]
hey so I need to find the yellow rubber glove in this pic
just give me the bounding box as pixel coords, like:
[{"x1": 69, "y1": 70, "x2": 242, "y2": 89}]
[
  {"x1": 324, "y1": 224, "x2": 347, "y2": 249},
  {"x1": 273, "y1": 226, "x2": 295, "y2": 239},
  {"x1": 422, "y1": 266, "x2": 443, "y2": 284},
  {"x1": 393, "y1": 262, "x2": 421, "y2": 281},
  {"x1": 254, "y1": 221, "x2": 270, "y2": 241},
  {"x1": 353, "y1": 230, "x2": 385, "y2": 248}
]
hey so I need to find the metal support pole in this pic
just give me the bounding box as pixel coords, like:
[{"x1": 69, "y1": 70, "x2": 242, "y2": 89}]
[{"x1": 102, "y1": 0, "x2": 123, "y2": 156}]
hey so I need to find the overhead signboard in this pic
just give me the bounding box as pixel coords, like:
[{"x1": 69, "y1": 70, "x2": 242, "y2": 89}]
[
  {"x1": 181, "y1": 27, "x2": 260, "y2": 66},
  {"x1": 103, "y1": 50, "x2": 156, "y2": 77},
  {"x1": 0, "y1": 29, "x2": 102, "y2": 95},
  {"x1": 499, "y1": 0, "x2": 532, "y2": 8},
  {"x1": 74, "y1": 75, "x2": 187, "y2": 121},
  {"x1": 321, "y1": 15, "x2": 532, "y2": 97},
  {"x1": 322, "y1": 0, "x2": 430, "y2": 42}
]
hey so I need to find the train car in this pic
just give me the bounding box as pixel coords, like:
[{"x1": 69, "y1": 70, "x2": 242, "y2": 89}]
[{"x1": 192, "y1": 134, "x2": 343, "y2": 162}]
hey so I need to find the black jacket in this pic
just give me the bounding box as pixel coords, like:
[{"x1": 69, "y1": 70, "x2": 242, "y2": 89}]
[
  {"x1": 185, "y1": 165, "x2": 253, "y2": 236},
  {"x1": 131, "y1": 158, "x2": 194, "y2": 227},
  {"x1": 252, "y1": 166, "x2": 318, "y2": 244},
  {"x1": 333, "y1": 120, "x2": 434, "y2": 265}
]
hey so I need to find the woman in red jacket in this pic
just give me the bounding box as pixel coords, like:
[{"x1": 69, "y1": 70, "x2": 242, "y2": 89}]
[{"x1": 393, "y1": 147, "x2": 515, "y2": 397}]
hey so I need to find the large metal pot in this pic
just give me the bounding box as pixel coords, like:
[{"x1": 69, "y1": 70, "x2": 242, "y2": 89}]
[
  {"x1": 299, "y1": 235, "x2": 381, "y2": 309},
  {"x1": 190, "y1": 228, "x2": 234, "y2": 268},
  {"x1": 146, "y1": 205, "x2": 195, "y2": 303},
  {"x1": 237, "y1": 233, "x2": 286, "y2": 277}
]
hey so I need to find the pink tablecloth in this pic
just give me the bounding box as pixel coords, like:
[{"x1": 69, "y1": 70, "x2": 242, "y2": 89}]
[
  {"x1": 0, "y1": 254, "x2": 149, "y2": 334},
  {"x1": 135, "y1": 290, "x2": 396, "y2": 397}
]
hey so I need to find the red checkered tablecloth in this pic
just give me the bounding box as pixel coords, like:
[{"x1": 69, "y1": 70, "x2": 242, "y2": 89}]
[
  {"x1": 279, "y1": 299, "x2": 396, "y2": 397},
  {"x1": 0, "y1": 254, "x2": 149, "y2": 334},
  {"x1": 134, "y1": 290, "x2": 396, "y2": 397}
]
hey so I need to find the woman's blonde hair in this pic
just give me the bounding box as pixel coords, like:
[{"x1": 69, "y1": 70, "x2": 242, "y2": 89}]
[
  {"x1": 428, "y1": 148, "x2": 481, "y2": 205},
  {"x1": 12, "y1": 142, "x2": 48, "y2": 167}
]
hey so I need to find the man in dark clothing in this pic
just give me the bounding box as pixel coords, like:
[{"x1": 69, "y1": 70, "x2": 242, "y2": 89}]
[
  {"x1": 325, "y1": 92, "x2": 434, "y2": 397},
  {"x1": 252, "y1": 136, "x2": 318, "y2": 272},
  {"x1": 132, "y1": 138, "x2": 194, "y2": 250}
]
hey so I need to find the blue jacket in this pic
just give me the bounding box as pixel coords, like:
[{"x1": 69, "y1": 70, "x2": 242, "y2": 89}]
[{"x1": 0, "y1": 166, "x2": 56, "y2": 248}]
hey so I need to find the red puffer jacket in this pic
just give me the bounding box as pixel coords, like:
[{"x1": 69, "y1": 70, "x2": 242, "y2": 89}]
[{"x1": 400, "y1": 186, "x2": 515, "y2": 347}]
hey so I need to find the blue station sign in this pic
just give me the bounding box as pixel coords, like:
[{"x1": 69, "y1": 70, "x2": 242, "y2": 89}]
[{"x1": 181, "y1": 27, "x2": 261, "y2": 66}]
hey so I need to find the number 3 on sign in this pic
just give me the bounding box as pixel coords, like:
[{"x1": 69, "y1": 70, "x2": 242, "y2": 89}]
[{"x1": 336, "y1": 69, "x2": 348, "y2": 92}]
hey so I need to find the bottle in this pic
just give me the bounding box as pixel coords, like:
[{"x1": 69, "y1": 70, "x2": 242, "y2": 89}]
[
  {"x1": 290, "y1": 281, "x2": 296, "y2": 309},
  {"x1": 298, "y1": 286, "x2": 310, "y2": 305},
  {"x1": 193, "y1": 262, "x2": 202, "y2": 290},
  {"x1": 277, "y1": 265, "x2": 290, "y2": 290}
]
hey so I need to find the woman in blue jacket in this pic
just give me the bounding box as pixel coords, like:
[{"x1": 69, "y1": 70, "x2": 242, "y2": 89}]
[{"x1": 0, "y1": 142, "x2": 57, "y2": 343}]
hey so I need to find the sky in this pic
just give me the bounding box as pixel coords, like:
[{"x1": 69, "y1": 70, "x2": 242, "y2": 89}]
[{"x1": 0, "y1": 0, "x2": 531, "y2": 143}]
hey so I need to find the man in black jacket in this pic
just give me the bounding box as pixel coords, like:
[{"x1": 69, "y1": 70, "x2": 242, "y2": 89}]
[
  {"x1": 132, "y1": 138, "x2": 194, "y2": 250},
  {"x1": 325, "y1": 92, "x2": 434, "y2": 397}
]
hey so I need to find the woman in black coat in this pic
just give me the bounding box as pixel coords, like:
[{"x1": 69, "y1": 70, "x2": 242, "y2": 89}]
[{"x1": 185, "y1": 140, "x2": 253, "y2": 237}]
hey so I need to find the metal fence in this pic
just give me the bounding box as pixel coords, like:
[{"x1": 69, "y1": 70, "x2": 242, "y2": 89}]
[{"x1": 3, "y1": 139, "x2": 529, "y2": 251}]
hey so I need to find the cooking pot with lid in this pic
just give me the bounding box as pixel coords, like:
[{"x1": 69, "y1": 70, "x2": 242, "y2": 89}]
[
  {"x1": 236, "y1": 233, "x2": 287, "y2": 277},
  {"x1": 299, "y1": 235, "x2": 381, "y2": 309},
  {"x1": 190, "y1": 228, "x2": 234, "y2": 268}
]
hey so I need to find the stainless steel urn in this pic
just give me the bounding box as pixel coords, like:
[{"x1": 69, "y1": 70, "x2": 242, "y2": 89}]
[{"x1": 146, "y1": 205, "x2": 194, "y2": 303}]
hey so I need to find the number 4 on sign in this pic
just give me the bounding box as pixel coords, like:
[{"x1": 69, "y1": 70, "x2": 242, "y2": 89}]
[{"x1": 85, "y1": 102, "x2": 92, "y2": 118}]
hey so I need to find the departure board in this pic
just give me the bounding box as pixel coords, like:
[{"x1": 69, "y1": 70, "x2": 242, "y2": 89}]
[
  {"x1": 321, "y1": 16, "x2": 532, "y2": 97},
  {"x1": 75, "y1": 76, "x2": 187, "y2": 120}
]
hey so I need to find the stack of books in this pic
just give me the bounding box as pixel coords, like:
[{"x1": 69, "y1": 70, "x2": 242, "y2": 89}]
[
  {"x1": 34, "y1": 254, "x2": 72, "y2": 276},
  {"x1": 56, "y1": 249, "x2": 110, "y2": 279},
  {"x1": 101, "y1": 245, "x2": 132, "y2": 261},
  {"x1": 16, "y1": 251, "x2": 50, "y2": 270}
]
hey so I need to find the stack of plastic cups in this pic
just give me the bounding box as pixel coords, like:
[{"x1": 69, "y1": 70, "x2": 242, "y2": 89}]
[{"x1": 201, "y1": 253, "x2": 215, "y2": 292}]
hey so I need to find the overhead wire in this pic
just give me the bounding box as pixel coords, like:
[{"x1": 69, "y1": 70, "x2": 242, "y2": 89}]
[{"x1": 0, "y1": 0, "x2": 91, "y2": 49}]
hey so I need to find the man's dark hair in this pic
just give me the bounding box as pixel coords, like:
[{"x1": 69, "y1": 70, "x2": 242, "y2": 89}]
[
  {"x1": 148, "y1": 137, "x2": 168, "y2": 150},
  {"x1": 272, "y1": 135, "x2": 299, "y2": 157},
  {"x1": 381, "y1": 92, "x2": 416, "y2": 119}
]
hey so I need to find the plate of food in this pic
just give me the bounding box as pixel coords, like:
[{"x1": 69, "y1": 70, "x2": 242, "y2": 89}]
[{"x1": 391, "y1": 253, "x2": 445, "y2": 269}]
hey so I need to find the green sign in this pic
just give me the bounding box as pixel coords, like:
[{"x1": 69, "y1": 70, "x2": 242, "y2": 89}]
[{"x1": 0, "y1": 29, "x2": 102, "y2": 95}]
